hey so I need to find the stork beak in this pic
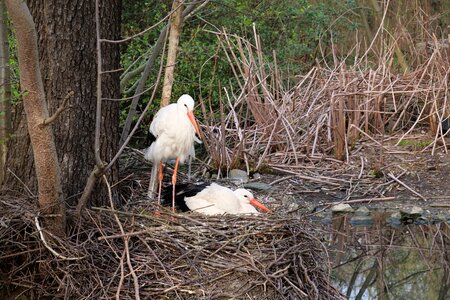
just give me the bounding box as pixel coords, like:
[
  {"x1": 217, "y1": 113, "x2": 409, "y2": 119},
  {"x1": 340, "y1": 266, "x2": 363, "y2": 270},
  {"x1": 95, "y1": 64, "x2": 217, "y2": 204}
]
[
  {"x1": 187, "y1": 111, "x2": 200, "y2": 136},
  {"x1": 250, "y1": 198, "x2": 271, "y2": 213}
]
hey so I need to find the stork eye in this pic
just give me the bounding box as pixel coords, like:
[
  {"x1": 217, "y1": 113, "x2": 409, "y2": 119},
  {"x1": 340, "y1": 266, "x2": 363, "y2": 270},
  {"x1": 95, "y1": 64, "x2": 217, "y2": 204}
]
[{"x1": 184, "y1": 104, "x2": 188, "y2": 108}]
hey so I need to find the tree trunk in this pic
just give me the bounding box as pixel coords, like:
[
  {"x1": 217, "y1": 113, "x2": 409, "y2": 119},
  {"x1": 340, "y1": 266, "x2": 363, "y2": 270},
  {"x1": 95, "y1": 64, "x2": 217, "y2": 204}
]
[
  {"x1": 4, "y1": 0, "x2": 65, "y2": 236},
  {"x1": 0, "y1": 0, "x2": 12, "y2": 185},
  {"x1": 3, "y1": 0, "x2": 121, "y2": 208},
  {"x1": 161, "y1": 0, "x2": 184, "y2": 107}
]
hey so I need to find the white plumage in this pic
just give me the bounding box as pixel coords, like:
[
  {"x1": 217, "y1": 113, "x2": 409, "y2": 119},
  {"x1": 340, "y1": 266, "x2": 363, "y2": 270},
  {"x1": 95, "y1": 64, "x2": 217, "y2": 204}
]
[
  {"x1": 184, "y1": 183, "x2": 271, "y2": 215},
  {"x1": 145, "y1": 94, "x2": 199, "y2": 164},
  {"x1": 145, "y1": 94, "x2": 200, "y2": 210}
]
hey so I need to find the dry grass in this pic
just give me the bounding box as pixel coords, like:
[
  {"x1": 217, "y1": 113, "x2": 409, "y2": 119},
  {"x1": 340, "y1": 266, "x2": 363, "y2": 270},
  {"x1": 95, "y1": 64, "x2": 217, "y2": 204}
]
[{"x1": 198, "y1": 28, "x2": 450, "y2": 175}]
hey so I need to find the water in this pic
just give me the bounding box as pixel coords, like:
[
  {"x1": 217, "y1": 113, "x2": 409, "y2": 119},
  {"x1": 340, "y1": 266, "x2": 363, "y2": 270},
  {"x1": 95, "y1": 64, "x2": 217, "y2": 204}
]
[{"x1": 323, "y1": 214, "x2": 450, "y2": 299}]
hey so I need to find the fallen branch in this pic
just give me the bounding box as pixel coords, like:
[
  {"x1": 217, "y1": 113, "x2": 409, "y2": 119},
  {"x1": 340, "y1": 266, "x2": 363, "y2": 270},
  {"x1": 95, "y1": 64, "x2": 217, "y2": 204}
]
[
  {"x1": 429, "y1": 203, "x2": 450, "y2": 208},
  {"x1": 323, "y1": 196, "x2": 396, "y2": 205},
  {"x1": 387, "y1": 172, "x2": 427, "y2": 201}
]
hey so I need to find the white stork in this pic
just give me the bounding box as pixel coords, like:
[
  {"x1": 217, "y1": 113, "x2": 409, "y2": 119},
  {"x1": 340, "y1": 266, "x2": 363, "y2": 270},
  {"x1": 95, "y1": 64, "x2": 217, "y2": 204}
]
[
  {"x1": 145, "y1": 94, "x2": 200, "y2": 211},
  {"x1": 162, "y1": 183, "x2": 271, "y2": 215}
]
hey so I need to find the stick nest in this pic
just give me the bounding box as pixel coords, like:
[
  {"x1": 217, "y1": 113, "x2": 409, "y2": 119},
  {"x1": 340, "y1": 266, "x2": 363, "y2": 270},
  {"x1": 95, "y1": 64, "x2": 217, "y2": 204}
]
[{"x1": 0, "y1": 195, "x2": 343, "y2": 299}]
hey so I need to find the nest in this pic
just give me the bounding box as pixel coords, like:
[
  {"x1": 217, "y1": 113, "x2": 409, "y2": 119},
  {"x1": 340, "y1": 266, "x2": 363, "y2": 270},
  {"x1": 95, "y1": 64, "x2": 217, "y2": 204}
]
[{"x1": 0, "y1": 195, "x2": 343, "y2": 299}]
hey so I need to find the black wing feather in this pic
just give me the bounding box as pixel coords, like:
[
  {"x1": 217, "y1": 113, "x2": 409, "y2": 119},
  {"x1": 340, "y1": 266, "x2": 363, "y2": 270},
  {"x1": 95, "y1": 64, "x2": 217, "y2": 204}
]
[
  {"x1": 146, "y1": 130, "x2": 157, "y2": 146},
  {"x1": 161, "y1": 182, "x2": 211, "y2": 212},
  {"x1": 146, "y1": 114, "x2": 157, "y2": 146}
]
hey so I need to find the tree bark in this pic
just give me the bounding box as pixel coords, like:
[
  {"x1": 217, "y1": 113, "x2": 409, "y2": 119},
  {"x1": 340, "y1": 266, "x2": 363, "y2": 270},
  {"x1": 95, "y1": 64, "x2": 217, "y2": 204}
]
[
  {"x1": 0, "y1": 0, "x2": 12, "y2": 185},
  {"x1": 3, "y1": 0, "x2": 121, "y2": 208},
  {"x1": 161, "y1": 0, "x2": 184, "y2": 107},
  {"x1": 4, "y1": 0, "x2": 65, "y2": 236}
]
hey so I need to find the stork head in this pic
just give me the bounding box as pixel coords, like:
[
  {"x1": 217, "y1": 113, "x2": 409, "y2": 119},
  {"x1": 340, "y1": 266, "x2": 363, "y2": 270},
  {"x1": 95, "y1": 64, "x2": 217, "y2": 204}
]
[
  {"x1": 177, "y1": 94, "x2": 200, "y2": 135},
  {"x1": 234, "y1": 189, "x2": 271, "y2": 213},
  {"x1": 178, "y1": 94, "x2": 195, "y2": 112}
]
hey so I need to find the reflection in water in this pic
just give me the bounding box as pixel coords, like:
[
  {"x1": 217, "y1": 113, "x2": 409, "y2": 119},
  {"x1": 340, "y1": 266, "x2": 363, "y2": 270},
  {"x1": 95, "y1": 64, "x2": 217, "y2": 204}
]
[{"x1": 326, "y1": 214, "x2": 450, "y2": 299}]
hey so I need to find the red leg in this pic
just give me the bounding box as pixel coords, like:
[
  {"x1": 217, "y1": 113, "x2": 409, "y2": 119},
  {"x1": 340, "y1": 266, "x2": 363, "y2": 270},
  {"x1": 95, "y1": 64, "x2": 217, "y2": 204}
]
[
  {"x1": 171, "y1": 157, "x2": 180, "y2": 212},
  {"x1": 157, "y1": 161, "x2": 163, "y2": 205}
]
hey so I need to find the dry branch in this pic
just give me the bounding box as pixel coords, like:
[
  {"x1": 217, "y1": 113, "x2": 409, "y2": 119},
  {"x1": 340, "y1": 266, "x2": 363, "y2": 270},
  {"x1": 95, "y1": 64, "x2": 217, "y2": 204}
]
[{"x1": 387, "y1": 172, "x2": 428, "y2": 201}]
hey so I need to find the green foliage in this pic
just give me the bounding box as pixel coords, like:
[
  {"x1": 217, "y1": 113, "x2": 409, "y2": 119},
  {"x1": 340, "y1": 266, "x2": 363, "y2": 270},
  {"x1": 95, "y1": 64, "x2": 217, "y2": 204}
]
[
  {"x1": 368, "y1": 168, "x2": 383, "y2": 178},
  {"x1": 4, "y1": 17, "x2": 20, "y2": 106},
  {"x1": 214, "y1": 0, "x2": 358, "y2": 68},
  {"x1": 120, "y1": 0, "x2": 358, "y2": 112}
]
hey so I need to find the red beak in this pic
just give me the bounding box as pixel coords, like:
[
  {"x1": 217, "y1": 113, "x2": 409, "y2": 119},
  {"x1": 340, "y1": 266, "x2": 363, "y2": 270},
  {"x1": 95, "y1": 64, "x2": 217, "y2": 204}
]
[
  {"x1": 187, "y1": 111, "x2": 200, "y2": 135},
  {"x1": 250, "y1": 198, "x2": 271, "y2": 213}
]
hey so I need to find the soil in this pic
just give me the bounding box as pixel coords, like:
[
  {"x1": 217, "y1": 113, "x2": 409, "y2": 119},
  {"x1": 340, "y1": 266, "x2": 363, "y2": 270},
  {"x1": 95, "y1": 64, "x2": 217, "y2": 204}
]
[{"x1": 266, "y1": 135, "x2": 450, "y2": 217}]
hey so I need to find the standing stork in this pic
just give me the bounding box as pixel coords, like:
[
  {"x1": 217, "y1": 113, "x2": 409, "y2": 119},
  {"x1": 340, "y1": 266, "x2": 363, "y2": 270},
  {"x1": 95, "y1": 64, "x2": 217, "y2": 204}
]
[{"x1": 145, "y1": 94, "x2": 200, "y2": 211}]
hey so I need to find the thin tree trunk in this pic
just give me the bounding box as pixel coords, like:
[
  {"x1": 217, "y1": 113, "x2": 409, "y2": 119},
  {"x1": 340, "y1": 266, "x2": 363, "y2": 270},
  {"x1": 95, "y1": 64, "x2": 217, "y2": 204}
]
[
  {"x1": 0, "y1": 0, "x2": 12, "y2": 185},
  {"x1": 160, "y1": 0, "x2": 184, "y2": 107},
  {"x1": 5, "y1": 0, "x2": 65, "y2": 236}
]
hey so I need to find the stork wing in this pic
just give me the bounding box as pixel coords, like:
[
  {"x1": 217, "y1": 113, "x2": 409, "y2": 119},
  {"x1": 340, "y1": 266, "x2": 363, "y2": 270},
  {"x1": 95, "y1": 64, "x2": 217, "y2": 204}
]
[
  {"x1": 185, "y1": 183, "x2": 240, "y2": 214},
  {"x1": 149, "y1": 103, "x2": 177, "y2": 137}
]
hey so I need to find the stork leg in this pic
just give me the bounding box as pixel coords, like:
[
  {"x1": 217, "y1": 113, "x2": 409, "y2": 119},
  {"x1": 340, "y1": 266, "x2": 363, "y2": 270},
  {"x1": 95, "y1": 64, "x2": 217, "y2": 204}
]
[
  {"x1": 171, "y1": 157, "x2": 180, "y2": 212},
  {"x1": 187, "y1": 156, "x2": 192, "y2": 181},
  {"x1": 157, "y1": 161, "x2": 163, "y2": 205}
]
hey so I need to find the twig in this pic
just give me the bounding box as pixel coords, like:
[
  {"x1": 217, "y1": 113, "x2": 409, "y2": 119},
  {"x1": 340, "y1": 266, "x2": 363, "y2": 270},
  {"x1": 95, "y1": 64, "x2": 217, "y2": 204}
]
[
  {"x1": 75, "y1": 165, "x2": 103, "y2": 217},
  {"x1": 94, "y1": 0, "x2": 103, "y2": 167},
  {"x1": 34, "y1": 216, "x2": 83, "y2": 261},
  {"x1": 41, "y1": 91, "x2": 74, "y2": 125},
  {"x1": 0, "y1": 248, "x2": 41, "y2": 259},
  {"x1": 116, "y1": 250, "x2": 126, "y2": 300},
  {"x1": 429, "y1": 203, "x2": 450, "y2": 208},
  {"x1": 7, "y1": 167, "x2": 36, "y2": 197},
  {"x1": 103, "y1": 175, "x2": 141, "y2": 300},
  {"x1": 269, "y1": 175, "x2": 296, "y2": 186}
]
